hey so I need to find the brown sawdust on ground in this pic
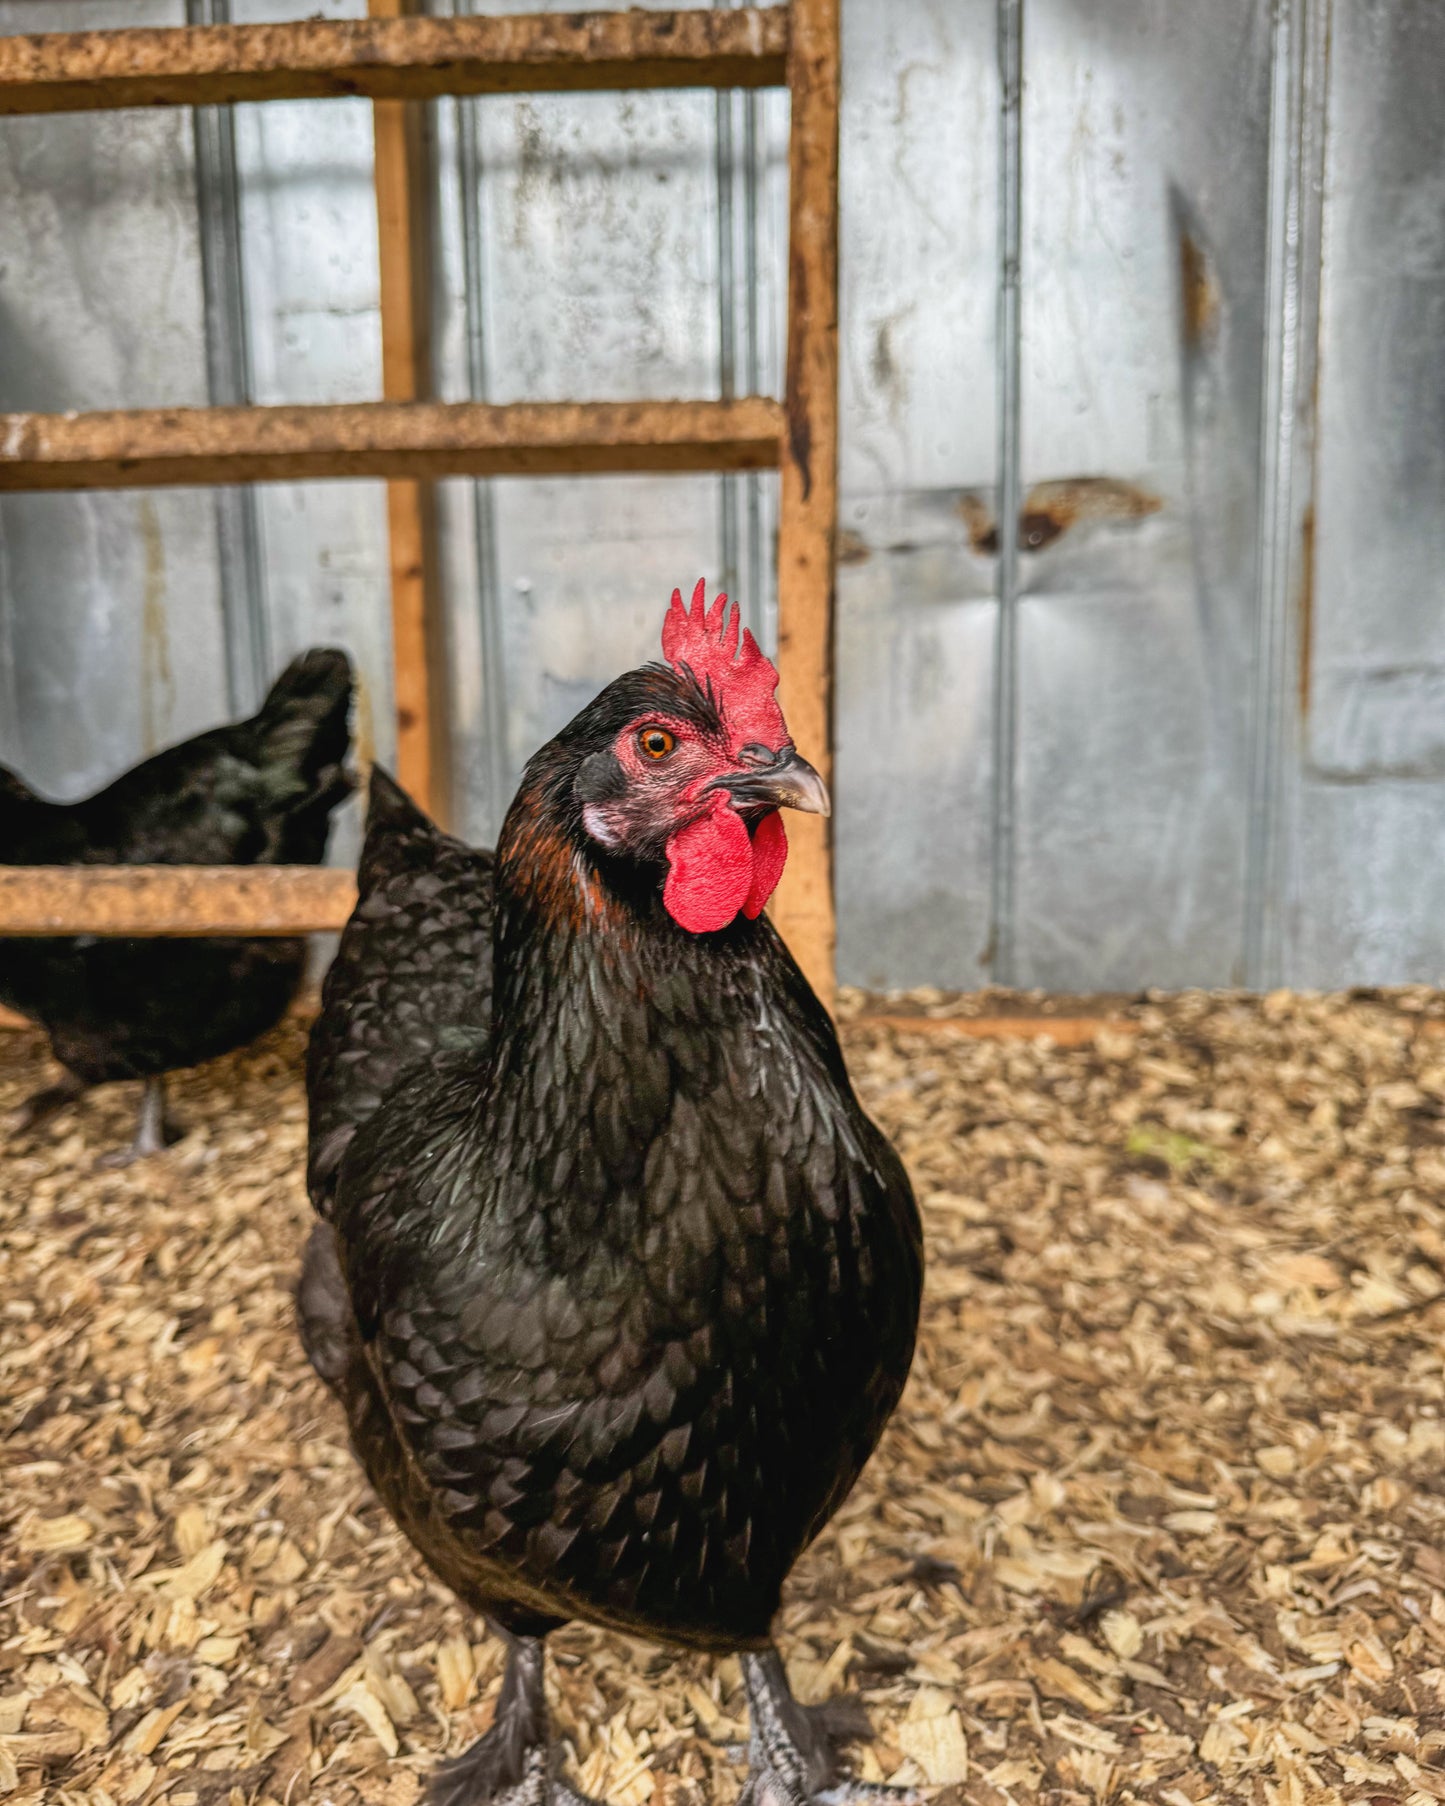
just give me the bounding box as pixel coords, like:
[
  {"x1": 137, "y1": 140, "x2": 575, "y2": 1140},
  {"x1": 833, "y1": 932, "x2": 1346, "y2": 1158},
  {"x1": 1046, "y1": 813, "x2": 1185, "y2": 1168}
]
[{"x1": 2, "y1": 987, "x2": 1444, "y2": 1806}]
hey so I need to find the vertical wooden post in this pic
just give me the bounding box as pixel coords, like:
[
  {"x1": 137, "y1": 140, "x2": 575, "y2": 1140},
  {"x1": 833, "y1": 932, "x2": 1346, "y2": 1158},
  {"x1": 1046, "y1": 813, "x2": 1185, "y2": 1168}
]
[
  {"x1": 369, "y1": 0, "x2": 450, "y2": 823},
  {"x1": 771, "y1": 0, "x2": 840, "y2": 1007}
]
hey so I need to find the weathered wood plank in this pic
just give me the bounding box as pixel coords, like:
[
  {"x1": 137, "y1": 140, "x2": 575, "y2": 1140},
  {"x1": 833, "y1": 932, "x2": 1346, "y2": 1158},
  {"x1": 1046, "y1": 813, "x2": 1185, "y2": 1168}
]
[
  {"x1": 370, "y1": 0, "x2": 449, "y2": 824},
  {"x1": 0, "y1": 397, "x2": 785, "y2": 490},
  {"x1": 770, "y1": 0, "x2": 839, "y2": 1008},
  {"x1": 0, "y1": 10, "x2": 789, "y2": 114},
  {"x1": 0, "y1": 868, "x2": 358, "y2": 936}
]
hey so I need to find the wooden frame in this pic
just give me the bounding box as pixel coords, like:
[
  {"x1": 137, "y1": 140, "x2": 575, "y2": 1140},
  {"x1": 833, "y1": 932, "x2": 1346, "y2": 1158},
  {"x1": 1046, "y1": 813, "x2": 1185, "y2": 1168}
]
[
  {"x1": 0, "y1": 10, "x2": 789, "y2": 112},
  {"x1": 369, "y1": 0, "x2": 449, "y2": 823},
  {"x1": 0, "y1": 398, "x2": 785, "y2": 489},
  {"x1": 770, "y1": 0, "x2": 839, "y2": 991},
  {"x1": 0, "y1": 868, "x2": 356, "y2": 937},
  {"x1": 0, "y1": 0, "x2": 840, "y2": 1001}
]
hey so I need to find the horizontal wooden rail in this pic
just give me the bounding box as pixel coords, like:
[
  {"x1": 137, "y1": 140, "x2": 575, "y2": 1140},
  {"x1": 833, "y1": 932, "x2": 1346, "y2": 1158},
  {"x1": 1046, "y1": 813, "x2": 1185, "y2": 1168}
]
[
  {"x1": 0, "y1": 9, "x2": 791, "y2": 114},
  {"x1": 0, "y1": 867, "x2": 358, "y2": 936},
  {"x1": 0, "y1": 396, "x2": 785, "y2": 491},
  {"x1": 0, "y1": 9, "x2": 789, "y2": 114}
]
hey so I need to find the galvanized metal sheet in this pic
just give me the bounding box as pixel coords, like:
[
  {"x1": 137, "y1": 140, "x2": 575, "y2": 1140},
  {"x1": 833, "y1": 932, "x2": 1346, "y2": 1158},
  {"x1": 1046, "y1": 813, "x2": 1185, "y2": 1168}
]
[
  {"x1": 3, "y1": 0, "x2": 1445, "y2": 988},
  {"x1": 1009, "y1": 0, "x2": 1275, "y2": 989},
  {"x1": 832, "y1": 0, "x2": 1000, "y2": 989},
  {"x1": 0, "y1": 0, "x2": 231, "y2": 800},
  {"x1": 1287, "y1": 0, "x2": 1445, "y2": 983},
  {"x1": 229, "y1": 82, "x2": 393, "y2": 833},
  {"x1": 433, "y1": 76, "x2": 735, "y2": 838},
  {"x1": 227, "y1": 0, "x2": 388, "y2": 868},
  {"x1": 430, "y1": 0, "x2": 787, "y2": 844}
]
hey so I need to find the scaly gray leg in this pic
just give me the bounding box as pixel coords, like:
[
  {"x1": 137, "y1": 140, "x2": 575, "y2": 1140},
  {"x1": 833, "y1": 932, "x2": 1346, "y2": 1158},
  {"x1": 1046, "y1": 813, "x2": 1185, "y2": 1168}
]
[
  {"x1": 738, "y1": 1649, "x2": 920, "y2": 1806},
  {"x1": 10, "y1": 1071, "x2": 86, "y2": 1136},
  {"x1": 429, "y1": 1631, "x2": 605, "y2": 1806},
  {"x1": 95, "y1": 1076, "x2": 182, "y2": 1170}
]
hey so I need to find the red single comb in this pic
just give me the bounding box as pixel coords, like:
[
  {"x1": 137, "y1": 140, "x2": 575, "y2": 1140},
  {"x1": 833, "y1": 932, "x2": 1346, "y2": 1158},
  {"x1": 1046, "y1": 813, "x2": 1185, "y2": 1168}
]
[{"x1": 661, "y1": 578, "x2": 787, "y2": 751}]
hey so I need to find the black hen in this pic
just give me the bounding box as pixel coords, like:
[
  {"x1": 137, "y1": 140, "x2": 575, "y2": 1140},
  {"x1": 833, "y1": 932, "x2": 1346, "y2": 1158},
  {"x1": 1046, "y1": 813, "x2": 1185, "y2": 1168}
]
[
  {"x1": 1, "y1": 648, "x2": 354, "y2": 1163},
  {"x1": 303, "y1": 587, "x2": 922, "y2": 1806}
]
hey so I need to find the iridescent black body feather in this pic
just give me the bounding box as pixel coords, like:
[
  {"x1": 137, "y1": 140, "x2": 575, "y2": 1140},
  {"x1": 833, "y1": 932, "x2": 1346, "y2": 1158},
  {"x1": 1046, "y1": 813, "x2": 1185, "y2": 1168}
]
[{"x1": 0, "y1": 650, "x2": 353, "y2": 1151}]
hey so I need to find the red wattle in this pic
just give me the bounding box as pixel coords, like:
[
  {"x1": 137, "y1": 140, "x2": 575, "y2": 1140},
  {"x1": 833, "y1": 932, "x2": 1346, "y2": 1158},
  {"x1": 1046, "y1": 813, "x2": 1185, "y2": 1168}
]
[
  {"x1": 742, "y1": 809, "x2": 787, "y2": 918},
  {"x1": 664, "y1": 801, "x2": 791, "y2": 933},
  {"x1": 664, "y1": 802, "x2": 754, "y2": 933}
]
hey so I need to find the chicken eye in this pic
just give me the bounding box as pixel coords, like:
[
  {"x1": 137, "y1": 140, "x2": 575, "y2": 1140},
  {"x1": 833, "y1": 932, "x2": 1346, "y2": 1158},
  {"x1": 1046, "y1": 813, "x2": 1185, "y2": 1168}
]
[{"x1": 638, "y1": 728, "x2": 675, "y2": 761}]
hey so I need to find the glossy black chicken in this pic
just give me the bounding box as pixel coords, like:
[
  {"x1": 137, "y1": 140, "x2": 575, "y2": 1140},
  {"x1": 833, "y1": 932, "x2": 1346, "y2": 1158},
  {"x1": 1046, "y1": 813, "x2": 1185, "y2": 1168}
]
[
  {"x1": 1, "y1": 648, "x2": 353, "y2": 1164},
  {"x1": 303, "y1": 586, "x2": 922, "y2": 1806}
]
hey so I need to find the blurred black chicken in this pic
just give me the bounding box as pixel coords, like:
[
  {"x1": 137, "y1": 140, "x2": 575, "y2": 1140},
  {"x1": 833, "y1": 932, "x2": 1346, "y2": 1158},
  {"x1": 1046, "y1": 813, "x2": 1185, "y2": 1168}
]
[
  {"x1": 0, "y1": 648, "x2": 353, "y2": 1164},
  {"x1": 303, "y1": 585, "x2": 922, "y2": 1806}
]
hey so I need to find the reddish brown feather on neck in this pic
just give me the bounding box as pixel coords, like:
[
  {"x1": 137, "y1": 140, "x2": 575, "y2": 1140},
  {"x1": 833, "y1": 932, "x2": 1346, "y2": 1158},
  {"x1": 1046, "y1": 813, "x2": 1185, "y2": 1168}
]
[{"x1": 499, "y1": 790, "x2": 620, "y2": 938}]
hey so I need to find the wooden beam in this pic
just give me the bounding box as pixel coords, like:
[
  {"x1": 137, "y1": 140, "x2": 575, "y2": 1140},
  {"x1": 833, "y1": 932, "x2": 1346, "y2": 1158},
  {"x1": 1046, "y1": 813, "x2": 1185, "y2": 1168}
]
[
  {"x1": 370, "y1": 0, "x2": 447, "y2": 824},
  {"x1": 0, "y1": 867, "x2": 358, "y2": 936},
  {"x1": 770, "y1": 0, "x2": 840, "y2": 1009},
  {"x1": 0, "y1": 397, "x2": 785, "y2": 491},
  {"x1": 0, "y1": 10, "x2": 789, "y2": 114}
]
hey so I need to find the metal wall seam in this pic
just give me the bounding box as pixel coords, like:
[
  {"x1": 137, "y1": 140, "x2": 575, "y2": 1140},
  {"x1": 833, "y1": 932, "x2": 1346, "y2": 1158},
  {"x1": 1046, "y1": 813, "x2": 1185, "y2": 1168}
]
[
  {"x1": 714, "y1": 0, "x2": 769, "y2": 651},
  {"x1": 188, "y1": 0, "x2": 268, "y2": 716},
  {"x1": 1243, "y1": 0, "x2": 1331, "y2": 987},
  {"x1": 454, "y1": 0, "x2": 509, "y2": 844},
  {"x1": 987, "y1": 0, "x2": 1023, "y2": 986},
  {"x1": 1280, "y1": 0, "x2": 1331, "y2": 982},
  {"x1": 715, "y1": 75, "x2": 740, "y2": 611},
  {"x1": 739, "y1": 85, "x2": 767, "y2": 648}
]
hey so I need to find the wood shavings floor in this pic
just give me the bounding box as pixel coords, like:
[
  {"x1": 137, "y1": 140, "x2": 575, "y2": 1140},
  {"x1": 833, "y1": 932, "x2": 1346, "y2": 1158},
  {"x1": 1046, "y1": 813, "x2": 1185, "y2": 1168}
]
[{"x1": 2, "y1": 989, "x2": 1444, "y2": 1806}]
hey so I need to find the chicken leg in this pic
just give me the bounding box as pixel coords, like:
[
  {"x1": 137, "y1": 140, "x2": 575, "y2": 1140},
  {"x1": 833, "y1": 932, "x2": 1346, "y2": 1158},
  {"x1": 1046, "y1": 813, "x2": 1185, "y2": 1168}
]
[
  {"x1": 738, "y1": 1650, "x2": 919, "y2": 1806},
  {"x1": 95, "y1": 1076, "x2": 182, "y2": 1170},
  {"x1": 429, "y1": 1631, "x2": 604, "y2": 1806},
  {"x1": 10, "y1": 1070, "x2": 87, "y2": 1137}
]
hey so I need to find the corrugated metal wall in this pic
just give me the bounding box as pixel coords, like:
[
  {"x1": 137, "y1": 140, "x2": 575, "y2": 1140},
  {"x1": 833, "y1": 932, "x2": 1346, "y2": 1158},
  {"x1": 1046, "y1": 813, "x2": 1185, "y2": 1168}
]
[{"x1": 2, "y1": 0, "x2": 1442, "y2": 991}]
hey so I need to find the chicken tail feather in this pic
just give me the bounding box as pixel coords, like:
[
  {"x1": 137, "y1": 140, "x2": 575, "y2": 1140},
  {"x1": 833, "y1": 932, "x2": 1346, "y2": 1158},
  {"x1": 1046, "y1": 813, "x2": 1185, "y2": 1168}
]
[
  {"x1": 255, "y1": 647, "x2": 355, "y2": 788},
  {"x1": 358, "y1": 765, "x2": 446, "y2": 889},
  {"x1": 250, "y1": 647, "x2": 356, "y2": 860}
]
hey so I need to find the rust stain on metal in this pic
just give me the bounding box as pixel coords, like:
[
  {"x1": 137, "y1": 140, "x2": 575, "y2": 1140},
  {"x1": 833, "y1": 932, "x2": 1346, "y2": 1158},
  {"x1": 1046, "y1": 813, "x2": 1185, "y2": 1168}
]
[
  {"x1": 956, "y1": 491, "x2": 996, "y2": 556},
  {"x1": 1179, "y1": 228, "x2": 1220, "y2": 350},
  {"x1": 1297, "y1": 501, "x2": 1315, "y2": 722},
  {"x1": 0, "y1": 867, "x2": 358, "y2": 936},
  {"x1": 1018, "y1": 477, "x2": 1162, "y2": 550},
  {"x1": 0, "y1": 397, "x2": 785, "y2": 491},
  {"x1": 835, "y1": 528, "x2": 869, "y2": 565},
  {"x1": 0, "y1": 10, "x2": 790, "y2": 115},
  {"x1": 957, "y1": 478, "x2": 1161, "y2": 554}
]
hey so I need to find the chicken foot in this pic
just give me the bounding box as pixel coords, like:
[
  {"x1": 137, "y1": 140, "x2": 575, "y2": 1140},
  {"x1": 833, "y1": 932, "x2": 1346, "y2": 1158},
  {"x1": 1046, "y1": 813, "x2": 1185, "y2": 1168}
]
[
  {"x1": 738, "y1": 1649, "x2": 920, "y2": 1806},
  {"x1": 10, "y1": 1070, "x2": 87, "y2": 1136},
  {"x1": 95, "y1": 1076, "x2": 183, "y2": 1170},
  {"x1": 429, "y1": 1632, "x2": 605, "y2": 1806}
]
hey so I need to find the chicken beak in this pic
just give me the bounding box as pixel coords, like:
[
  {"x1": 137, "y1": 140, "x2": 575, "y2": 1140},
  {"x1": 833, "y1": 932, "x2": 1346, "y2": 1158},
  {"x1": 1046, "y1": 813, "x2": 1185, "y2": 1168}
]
[{"x1": 714, "y1": 748, "x2": 832, "y2": 818}]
